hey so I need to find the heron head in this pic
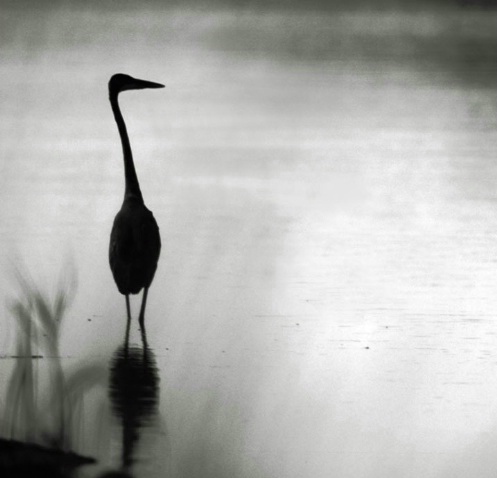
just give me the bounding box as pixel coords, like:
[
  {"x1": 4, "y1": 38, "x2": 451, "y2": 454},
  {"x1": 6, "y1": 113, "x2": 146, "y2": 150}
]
[{"x1": 109, "y1": 73, "x2": 165, "y2": 95}]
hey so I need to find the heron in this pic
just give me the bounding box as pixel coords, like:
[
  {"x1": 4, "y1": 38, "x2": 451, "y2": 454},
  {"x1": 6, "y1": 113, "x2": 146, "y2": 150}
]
[{"x1": 108, "y1": 73, "x2": 164, "y2": 330}]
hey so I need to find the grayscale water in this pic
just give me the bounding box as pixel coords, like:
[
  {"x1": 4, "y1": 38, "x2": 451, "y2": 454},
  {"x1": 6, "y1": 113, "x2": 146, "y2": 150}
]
[{"x1": 1, "y1": 4, "x2": 497, "y2": 478}]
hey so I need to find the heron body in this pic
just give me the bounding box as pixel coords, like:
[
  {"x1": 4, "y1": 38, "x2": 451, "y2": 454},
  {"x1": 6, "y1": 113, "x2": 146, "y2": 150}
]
[
  {"x1": 109, "y1": 197, "x2": 160, "y2": 295},
  {"x1": 108, "y1": 73, "x2": 164, "y2": 328}
]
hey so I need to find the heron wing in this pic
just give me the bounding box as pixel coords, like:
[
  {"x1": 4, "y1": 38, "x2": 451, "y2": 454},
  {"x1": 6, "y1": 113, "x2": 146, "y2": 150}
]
[{"x1": 134, "y1": 208, "x2": 161, "y2": 286}]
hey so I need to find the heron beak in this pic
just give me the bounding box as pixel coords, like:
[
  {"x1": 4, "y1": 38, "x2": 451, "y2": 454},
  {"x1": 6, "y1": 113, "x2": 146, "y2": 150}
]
[{"x1": 130, "y1": 78, "x2": 165, "y2": 90}]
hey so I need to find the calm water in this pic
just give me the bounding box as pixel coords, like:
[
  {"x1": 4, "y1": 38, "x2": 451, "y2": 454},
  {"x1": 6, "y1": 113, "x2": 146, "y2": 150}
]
[{"x1": 1, "y1": 5, "x2": 497, "y2": 478}]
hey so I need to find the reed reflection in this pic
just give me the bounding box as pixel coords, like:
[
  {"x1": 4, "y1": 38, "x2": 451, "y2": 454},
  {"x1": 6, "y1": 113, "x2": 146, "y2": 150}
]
[
  {"x1": 107, "y1": 324, "x2": 161, "y2": 477},
  {"x1": 1, "y1": 267, "x2": 106, "y2": 477}
]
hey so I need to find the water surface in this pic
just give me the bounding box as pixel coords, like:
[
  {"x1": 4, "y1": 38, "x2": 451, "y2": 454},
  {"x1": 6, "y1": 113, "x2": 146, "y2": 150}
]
[{"x1": 1, "y1": 4, "x2": 497, "y2": 478}]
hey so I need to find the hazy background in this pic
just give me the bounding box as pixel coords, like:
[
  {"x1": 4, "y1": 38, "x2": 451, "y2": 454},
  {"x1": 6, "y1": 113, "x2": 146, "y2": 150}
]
[{"x1": 1, "y1": 0, "x2": 497, "y2": 477}]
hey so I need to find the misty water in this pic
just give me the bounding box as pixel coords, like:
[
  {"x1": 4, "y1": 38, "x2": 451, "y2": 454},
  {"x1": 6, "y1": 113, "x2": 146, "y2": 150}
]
[{"x1": 1, "y1": 4, "x2": 497, "y2": 478}]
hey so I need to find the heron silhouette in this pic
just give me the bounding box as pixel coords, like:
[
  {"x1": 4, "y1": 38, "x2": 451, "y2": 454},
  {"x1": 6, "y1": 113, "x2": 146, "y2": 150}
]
[{"x1": 108, "y1": 73, "x2": 164, "y2": 330}]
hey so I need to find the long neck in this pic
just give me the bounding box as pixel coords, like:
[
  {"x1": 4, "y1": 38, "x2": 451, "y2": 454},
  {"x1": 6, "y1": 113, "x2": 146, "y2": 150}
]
[{"x1": 110, "y1": 91, "x2": 143, "y2": 202}]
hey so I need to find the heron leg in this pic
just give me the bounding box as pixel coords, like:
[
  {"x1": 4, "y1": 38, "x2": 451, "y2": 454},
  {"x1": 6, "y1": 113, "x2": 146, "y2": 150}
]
[
  {"x1": 138, "y1": 287, "x2": 149, "y2": 331},
  {"x1": 140, "y1": 323, "x2": 149, "y2": 351},
  {"x1": 124, "y1": 294, "x2": 131, "y2": 348}
]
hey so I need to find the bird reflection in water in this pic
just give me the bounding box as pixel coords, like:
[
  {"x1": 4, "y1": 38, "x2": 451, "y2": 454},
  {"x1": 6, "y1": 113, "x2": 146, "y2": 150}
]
[{"x1": 106, "y1": 325, "x2": 161, "y2": 477}]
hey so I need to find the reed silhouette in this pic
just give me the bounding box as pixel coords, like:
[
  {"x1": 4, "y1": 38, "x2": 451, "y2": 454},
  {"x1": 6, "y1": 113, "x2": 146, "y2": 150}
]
[
  {"x1": 108, "y1": 73, "x2": 164, "y2": 331},
  {"x1": 1, "y1": 268, "x2": 104, "y2": 477}
]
